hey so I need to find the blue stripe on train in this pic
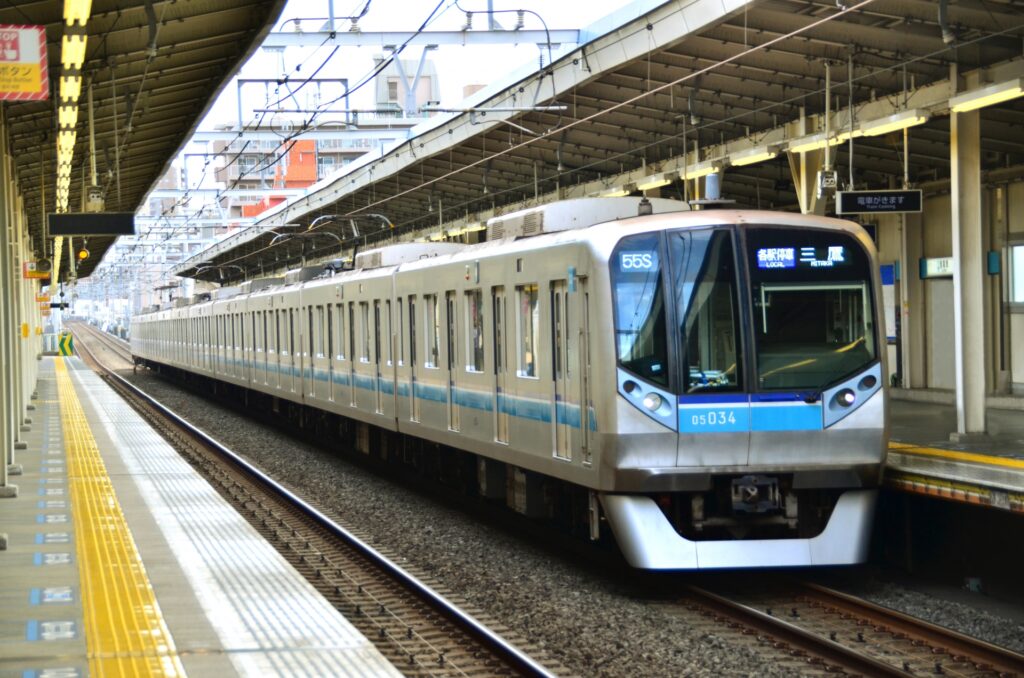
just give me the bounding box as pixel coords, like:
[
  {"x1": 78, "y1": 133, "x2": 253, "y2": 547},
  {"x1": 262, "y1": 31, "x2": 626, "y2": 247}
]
[{"x1": 227, "y1": 358, "x2": 592, "y2": 429}]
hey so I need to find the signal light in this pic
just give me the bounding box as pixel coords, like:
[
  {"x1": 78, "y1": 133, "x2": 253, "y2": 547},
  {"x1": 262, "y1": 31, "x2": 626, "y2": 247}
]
[{"x1": 78, "y1": 248, "x2": 90, "y2": 260}]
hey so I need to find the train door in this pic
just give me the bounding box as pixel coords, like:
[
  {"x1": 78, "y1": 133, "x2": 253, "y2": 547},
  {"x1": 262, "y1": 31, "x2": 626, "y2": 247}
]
[
  {"x1": 260, "y1": 311, "x2": 268, "y2": 385},
  {"x1": 373, "y1": 300, "x2": 383, "y2": 413},
  {"x1": 409, "y1": 296, "x2": 419, "y2": 421},
  {"x1": 551, "y1": 280, "x2": 571, "y2": 460},
  {"x1": 578, "y1": 279, "x2": 593, "y2": 464},
  {"x1": 445, "y1": 290, "x2": 459, "y2": 431},
  {"x1": 348, "y1": 302, "x2": 357, "y2": 406},
  {"x1": 288, "y1": 309, "x2": 297, "y2": 394},
  {"x1": 307, "y1": 306, "x2": 316, "y2": 398},
  {"x1": 492, "y1": 286, "x2": 509, "y2": 444},
  {"x1": 326, "y1": 304, "x2": 335, "y2": 401}
]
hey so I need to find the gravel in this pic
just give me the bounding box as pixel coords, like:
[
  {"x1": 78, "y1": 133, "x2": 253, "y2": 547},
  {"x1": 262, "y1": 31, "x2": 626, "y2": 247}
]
[
  {"x1": 818, "y1": 574, "x2": 1024, "y2": 655},
  {"x1": 121, "y1": 366, "x2": 1024, "y2": 675}
]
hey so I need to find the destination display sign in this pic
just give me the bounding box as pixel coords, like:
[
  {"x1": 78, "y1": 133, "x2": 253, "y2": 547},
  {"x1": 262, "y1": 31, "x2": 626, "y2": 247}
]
[
  {"x1": 756, "y1": 245, "x2": 849, "y2": 270},
  {"x1": 618, "y1": 250, "x2": 659, "y2": 272},
  {"x1": 837, "y1": 189, "x2": 922, "y2": 214},
  {"x1": 47, "y1": 212, "x2": 136, "y2": 237}
]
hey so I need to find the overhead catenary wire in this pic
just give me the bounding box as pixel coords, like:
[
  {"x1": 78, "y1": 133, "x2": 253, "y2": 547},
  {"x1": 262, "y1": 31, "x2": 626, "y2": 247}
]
[{"x1": 97, "y1": 0, "x2": 450, "y2": 276}]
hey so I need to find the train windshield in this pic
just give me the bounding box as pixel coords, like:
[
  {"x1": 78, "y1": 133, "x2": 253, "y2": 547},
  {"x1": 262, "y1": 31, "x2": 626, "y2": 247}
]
[
  {"x1": 670, "y1": 230, "x2": 743, "y2": 393},
  {"x1": 746, "y1": 228, "x2": 876, "y2": 391},
  {"x1": 611, "y1": 232, "x2": 669, "y2": 387}
]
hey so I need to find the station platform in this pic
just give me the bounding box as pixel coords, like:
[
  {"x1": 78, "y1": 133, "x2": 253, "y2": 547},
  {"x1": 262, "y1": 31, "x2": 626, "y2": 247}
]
[
  {"x1": 0, "y1": 357, "x2": 398, "y2": 677},
  {"x1": 885, "y1": 396, "x2": 1024, "y2": 514}
]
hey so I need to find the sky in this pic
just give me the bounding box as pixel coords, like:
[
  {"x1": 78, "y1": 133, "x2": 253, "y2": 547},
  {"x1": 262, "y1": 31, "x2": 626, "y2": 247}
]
[{"x1": 196, "y1": 0, "x2": 634, "y2": 132}]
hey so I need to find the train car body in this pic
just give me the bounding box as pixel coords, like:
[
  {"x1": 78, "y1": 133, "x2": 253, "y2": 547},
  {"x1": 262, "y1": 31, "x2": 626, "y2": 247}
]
[{"x1": 132, "y1": 197, "x2": 887, "y2": 570}]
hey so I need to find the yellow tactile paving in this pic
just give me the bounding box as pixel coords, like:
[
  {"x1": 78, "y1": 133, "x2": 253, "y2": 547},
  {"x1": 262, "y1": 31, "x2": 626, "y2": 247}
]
[
  {"x1": 889, "y1": 441, "x2": 1024, "y2": 470},
  {"x1": 55, "y1": 358, "x2": 187, "y2": 677}
]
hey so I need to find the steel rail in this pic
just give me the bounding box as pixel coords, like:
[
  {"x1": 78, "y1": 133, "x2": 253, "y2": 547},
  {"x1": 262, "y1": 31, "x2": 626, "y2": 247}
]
[
  {"x1": 686, "y1": 585, "x2": 907, "y2": 677},
  {"x1": 73, "y1": 333, "x2": 557, "y2": 678},
  {"x1": 799, "y1": 582, "x2": 1024, "y2": 675}
]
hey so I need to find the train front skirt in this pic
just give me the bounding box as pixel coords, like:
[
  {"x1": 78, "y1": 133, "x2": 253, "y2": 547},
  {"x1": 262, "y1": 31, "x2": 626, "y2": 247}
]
[{"x1": 600, "y1": 489, "x2": 877, "y2": 569}]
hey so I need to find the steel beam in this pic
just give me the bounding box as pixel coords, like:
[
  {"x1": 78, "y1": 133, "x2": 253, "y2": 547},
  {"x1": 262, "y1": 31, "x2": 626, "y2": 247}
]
[{"x1": 261, "y1": 29, "x2": 580, "y2": 48}]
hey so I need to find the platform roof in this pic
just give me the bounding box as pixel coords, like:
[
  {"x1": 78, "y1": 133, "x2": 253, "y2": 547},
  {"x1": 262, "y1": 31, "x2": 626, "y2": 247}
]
[
  {"x1": 171, "y1": 0, "x2": 1024, "y2": 285},
  {"x1": 3, "y1": 0, "x2": 286, "y2": 282}
]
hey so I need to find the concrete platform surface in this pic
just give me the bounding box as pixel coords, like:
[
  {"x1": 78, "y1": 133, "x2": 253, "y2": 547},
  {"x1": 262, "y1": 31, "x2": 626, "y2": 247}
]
[{"x1": 0, "y1": 357, "x2": 399, "y2": 678}]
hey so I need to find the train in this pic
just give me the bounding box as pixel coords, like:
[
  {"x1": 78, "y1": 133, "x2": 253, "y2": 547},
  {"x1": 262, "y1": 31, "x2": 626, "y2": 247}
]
[{"x1": 131, "y1": 197, "x2": 887, "y2": 569}]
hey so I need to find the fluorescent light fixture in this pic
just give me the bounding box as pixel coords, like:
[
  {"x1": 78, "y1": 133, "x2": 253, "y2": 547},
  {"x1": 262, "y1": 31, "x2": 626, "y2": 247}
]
[
  {"x1": 949, "y1": 78, "x2": 1023, "y2": 113},
  {"x1": 834, "y1": 128, "x2": 864, "y2": 143},
  {"x1": 636, "y1": 172, "x2": 676, "y2": 191},
  {"x1": 58, "y1": 105, "x2": 78, "y2": 129},
  {"x1": 681, "y1": 161, "x2": 719, "y2": 179},
  {"x1": 60, "y1": 75, "x2": 81, "y2": 102},
  {"x1": 601, "y1": 183, "x2": 635, "y2": 198},
  {"x1": 730, "y1": 146, "x2": 779, "y2": 167},
  {"x1": 61, "y1": 34, "x2": 87, "y2": 70},
  {"x1": 57, "y1": 129, "x2": 76, "y2": 151},
  {"x1": 859, "y1": 109, "x2": 929, "y2": 137},
  {"x1": 64, "y1": 0, "x2": 92, "y2": 25},
  {"x1": 788, "y1": 133, "x2": 829, "y2": 154}
]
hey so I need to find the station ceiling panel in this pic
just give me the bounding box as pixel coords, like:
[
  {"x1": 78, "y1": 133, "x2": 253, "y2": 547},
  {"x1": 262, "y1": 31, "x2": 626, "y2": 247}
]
[
  {"x1": 1, "y1": 0, "x2": 286, "y2": 282},
  {"x1": 169, "y1": 0, "x2": 1024, "y2": 284}
]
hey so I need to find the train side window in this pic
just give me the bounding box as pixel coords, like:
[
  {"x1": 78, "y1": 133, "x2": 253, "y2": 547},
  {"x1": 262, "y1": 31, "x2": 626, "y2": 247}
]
[
  {"x1": 305, "y1": 307, "x2": 312, "y2": 357},
  {"x1": 317, "y1": 306, "x2": 325, "y2": 358},
  {"x1": 516, "y1": 284, "x2": 539, "y2": 378},
  {"x1": 465, "y1": 289, "x2": 484, "y2": 372},
  {"x1": 384, "y1": 300, "x2": 393, "y2": 366},
  {"x1": 373, "y1": 300, "x2": 382, "y2": 366},
  {"x1": 288, "y1": 310, "x2": 295, "y2": 356},
  {"x1": 326, "y1": 305, "x2": 334, "y2": 361},
  {"x1": 360, "y1": 301, "x2": 371, "y2": 362},
  {"x1": 445, "y1": 291, "x2": 457, "y2": 371},
  {"x1": 348, "y1": 303, "x2": 356, "y2": 365},
  {"x1": 335, "y1": 303, "x2": 345, "y2": 360},
  {"x1": 396, "y1": 298, "x2": 404, "y2": 365},
  {"x1": 408, "y1": 296, "x2": 417, "y2": 366},
  {"x1": 277, "y1": 310, "x2": 282, "y2": 353},
  {"x1": 424, "y1": 294, "x2": 440, "y2": 368}
]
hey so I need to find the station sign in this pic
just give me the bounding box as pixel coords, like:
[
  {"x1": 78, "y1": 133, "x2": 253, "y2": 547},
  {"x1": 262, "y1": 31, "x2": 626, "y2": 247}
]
[
  {"x1": 35, "y1": 293, "x2": 49, "y2": 302},
  {"x1": 837, "y1": 189, "x2": 922, "y2": 215},
  {"x1": 0, "y1": 26, "x2": 48, "y2": 100},
  {"x1": 920, "y1": 256, "x2": 954, "y2": 279},
  {"x1": 47, "y1": 212, "x2": 136, "y2": 237}
]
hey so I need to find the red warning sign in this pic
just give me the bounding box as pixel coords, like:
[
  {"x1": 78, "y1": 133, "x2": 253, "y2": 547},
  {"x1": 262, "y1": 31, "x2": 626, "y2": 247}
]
[{"x1": 0, "y1": 26, "x2": 47, "y2": 101}]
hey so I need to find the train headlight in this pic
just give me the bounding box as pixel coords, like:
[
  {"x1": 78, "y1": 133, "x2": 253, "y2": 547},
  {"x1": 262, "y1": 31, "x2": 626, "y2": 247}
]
[
  {"x1": 642, "y1": 393, "x2": 663, "y2": 412},
  {"x1": 835, "y1": 388, "x2": 856, "y2": 407}
]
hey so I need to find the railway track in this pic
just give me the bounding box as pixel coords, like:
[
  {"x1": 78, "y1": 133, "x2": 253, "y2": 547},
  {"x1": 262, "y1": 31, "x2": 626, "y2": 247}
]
[
  {"x1": 679, "y1": 580, "x2": 1024, "y2": 677},
  {"x1": 72, "y1": 326, "x2": 563, "y2": 678},
  {"x1": 74, "y1": 324, "x2": 1024, "y2": 677}
]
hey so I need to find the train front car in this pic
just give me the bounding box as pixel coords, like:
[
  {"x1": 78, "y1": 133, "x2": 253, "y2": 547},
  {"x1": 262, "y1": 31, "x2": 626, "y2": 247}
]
[{"x1": 599, "y1": 211, "x2": 886, "y2": 569}]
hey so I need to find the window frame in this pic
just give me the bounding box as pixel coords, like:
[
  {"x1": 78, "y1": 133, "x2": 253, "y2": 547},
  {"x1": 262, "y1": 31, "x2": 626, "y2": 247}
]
[{"x1": 515, "y1": 283, "x2": 540, "y2": 379}]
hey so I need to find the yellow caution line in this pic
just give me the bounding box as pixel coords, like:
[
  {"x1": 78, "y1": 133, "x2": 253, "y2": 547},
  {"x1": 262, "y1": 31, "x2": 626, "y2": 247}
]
[
  {"x1": 55, "y1": 358, "x2": 186, "y2": 677},
  {"x1": 889, "y1": 441, "x2": 1024, "y2": 470}
]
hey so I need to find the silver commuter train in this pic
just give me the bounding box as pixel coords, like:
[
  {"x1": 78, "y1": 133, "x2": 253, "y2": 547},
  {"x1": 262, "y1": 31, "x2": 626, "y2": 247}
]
[{"x1": 131, "y1": 197, "x2": 887, "y2": 569}]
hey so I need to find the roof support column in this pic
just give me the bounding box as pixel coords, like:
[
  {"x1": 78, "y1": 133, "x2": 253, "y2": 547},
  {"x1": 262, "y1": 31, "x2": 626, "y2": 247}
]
[
  {"x1": 949, "y1": 106, "x2": 987, "y2": 440},
  {"x1": 900, "y1": 211, "x2": 926, "y2": 388},
  {"x1": 787, "y1": 149, "x2": 826, "y2": 215},
  {"x1": 0, "y1": 104, "x2": 18, "y2": 501}
]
